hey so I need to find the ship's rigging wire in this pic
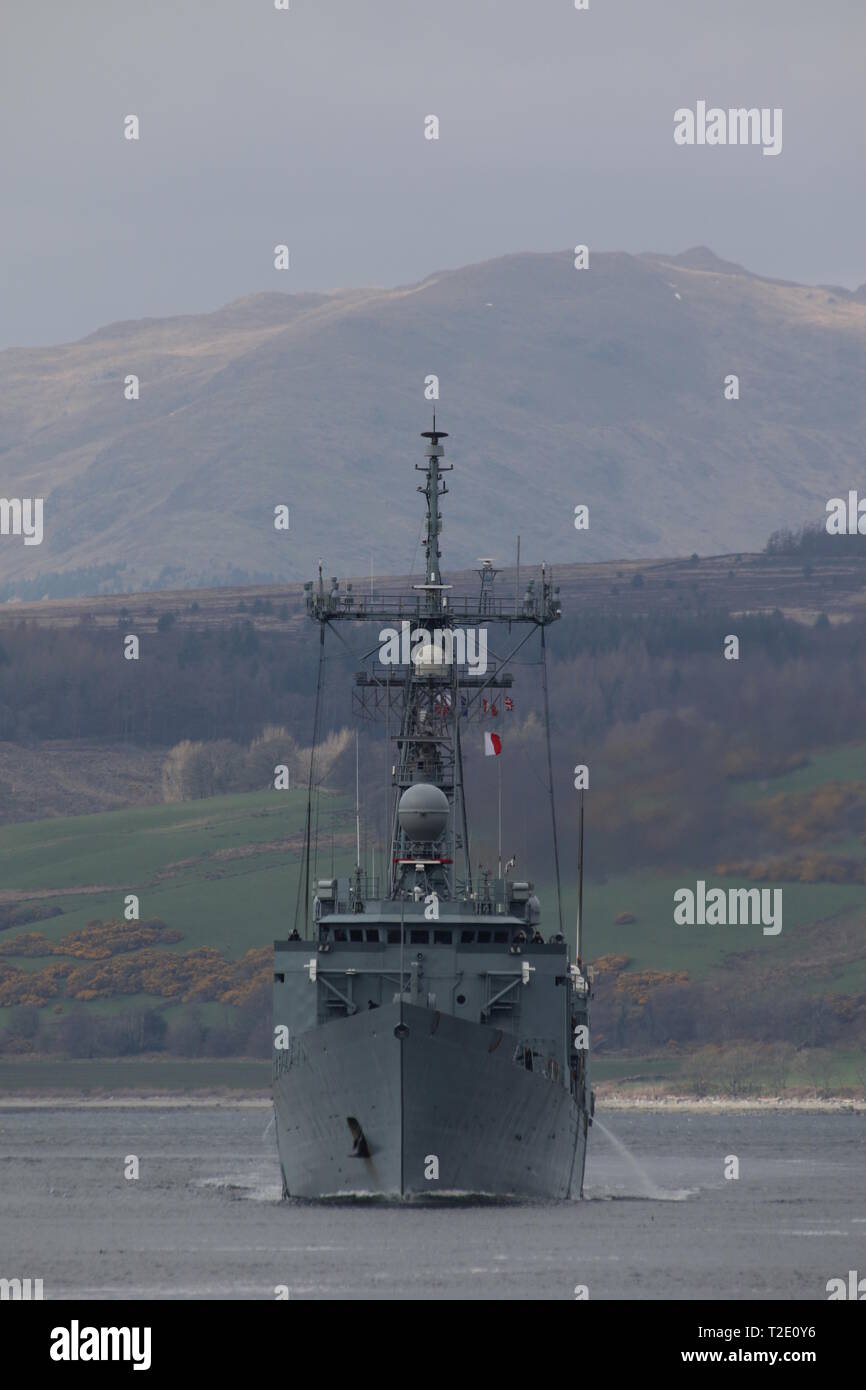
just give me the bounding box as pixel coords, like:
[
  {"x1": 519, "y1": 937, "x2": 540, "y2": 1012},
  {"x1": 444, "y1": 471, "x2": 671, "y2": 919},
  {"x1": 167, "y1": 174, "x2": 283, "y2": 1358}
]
[
  {"x1": 318, "y1": 615, "x2": 375, "y2": 667},
  {"x1": 312, "y1": 618, "x2": 384, "y2": 891},
  {"x1": 311, "y1": 659, "x2": 331, "y2": 898},
  {"x1": 455, "y1": 715, "x2": 472, "y2": 893},
  {"x1": 294, "y1": 621, "x2": 326, "y2": 939},
  {"x1": 385, "y1": 674, "x2": 392, "y2": 897},
  {"x1": 540, "y1": 623, "x2": 564, "y2": 939},
  {"x1": 312, "y1": 761, "x2": 322, "y2": 888},
  {"x1": 459, "y1": 624, "x2": 539, "y2": 716}
]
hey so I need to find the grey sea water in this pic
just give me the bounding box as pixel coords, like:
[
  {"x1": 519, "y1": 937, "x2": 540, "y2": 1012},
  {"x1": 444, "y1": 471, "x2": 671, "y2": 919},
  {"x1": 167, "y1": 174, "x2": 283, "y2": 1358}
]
[{"x1": 0, "y1": 1106, "x2": 863, "y2": 1300}]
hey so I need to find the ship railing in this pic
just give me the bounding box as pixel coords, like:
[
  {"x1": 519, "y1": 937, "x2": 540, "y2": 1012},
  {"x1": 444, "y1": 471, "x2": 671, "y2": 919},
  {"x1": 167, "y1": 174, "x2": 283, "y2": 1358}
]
[
  {"x1": 316, "y1": 879, "x2": 530, "y2": 920},
  {"x1": 471, "y1": 880, "x2": 528, "y2": 916},
  {"x1": 307, "y1": 593, "x2": 558, "y2": 623},
  {"x1": 316, "y1": 876, "x2": 382, "y2": 917}
]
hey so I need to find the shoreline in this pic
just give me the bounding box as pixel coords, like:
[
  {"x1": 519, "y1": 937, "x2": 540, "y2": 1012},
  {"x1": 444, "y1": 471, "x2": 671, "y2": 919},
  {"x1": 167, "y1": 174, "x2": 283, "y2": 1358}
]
[
  {"x1": 0, "y1": 1091, "x2": 863, "y2": 1112},
  {"x1": 595, "y1": 1092, "x2": 866, "y2": 1113},
  {"x1": 0, "y1": 1093, "x2": 272, "y2": 1108}
]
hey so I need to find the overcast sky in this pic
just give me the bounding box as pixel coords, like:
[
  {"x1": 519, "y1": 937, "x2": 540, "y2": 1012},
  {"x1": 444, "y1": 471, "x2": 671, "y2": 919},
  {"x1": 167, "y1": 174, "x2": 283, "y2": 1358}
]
[{"x1": 2, "y1": 0, "x2": 864, "y2": 348}]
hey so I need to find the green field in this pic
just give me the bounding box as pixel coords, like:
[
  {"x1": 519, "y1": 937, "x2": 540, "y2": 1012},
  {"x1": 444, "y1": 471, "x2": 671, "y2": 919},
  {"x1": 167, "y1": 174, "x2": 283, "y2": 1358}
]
[
  {"x1": 729, "y1": 741, "x2": 866, "y2": 803},
  {"x1": 550, "y1": 741, "x2": 866, "y2": 985},
  {"x1": 0, "y1": 762, "x2": 863, "y2": 995},
  {"x1": 0, "y1": 749, "x2": 863, "y2": 1088},
  {"x1": 592, "y1": 1049, "x2": 866, "y2": 1098},
  {"x1": 566, "y1": 874, "x2": 865, "y2": 978},
  {"x1": 1, "y1": 1051, "x2": 861, "y2": 1099},
  {"x1": 0, "y1": 788, "x2": 355, "y2": 1029},
  {"x1": 0, "y1": 789, "x2": 353, "y2": 957}
]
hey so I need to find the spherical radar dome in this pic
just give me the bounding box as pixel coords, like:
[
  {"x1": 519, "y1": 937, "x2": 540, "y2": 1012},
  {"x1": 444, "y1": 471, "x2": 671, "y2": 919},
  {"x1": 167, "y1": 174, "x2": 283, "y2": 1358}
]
[
  {"x1": 412, "y1": 641, "x2": 452, "y2": 674},
  {"x1": 398, "y1": 783, "x2": 449, "y2": 842}
]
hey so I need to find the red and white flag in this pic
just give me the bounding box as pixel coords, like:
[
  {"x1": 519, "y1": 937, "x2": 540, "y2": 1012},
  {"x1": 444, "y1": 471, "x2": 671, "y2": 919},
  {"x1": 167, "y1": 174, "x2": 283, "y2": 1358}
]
[{"x1": 484, "y1": 731, "x2": 502, "y2": 756}]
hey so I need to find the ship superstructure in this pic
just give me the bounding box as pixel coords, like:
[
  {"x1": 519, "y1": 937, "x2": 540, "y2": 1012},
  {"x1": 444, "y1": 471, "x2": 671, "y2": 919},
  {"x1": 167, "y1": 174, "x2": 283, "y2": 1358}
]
[{"x1": 272, "y1": 425, "x2": 592, "y2": 1199}]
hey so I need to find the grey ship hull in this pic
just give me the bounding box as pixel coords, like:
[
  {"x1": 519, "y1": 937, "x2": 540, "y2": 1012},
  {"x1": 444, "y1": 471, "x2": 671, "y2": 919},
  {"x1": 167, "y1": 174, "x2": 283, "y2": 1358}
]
[{"x1": 274, "y1": 1001, "x2": 588, "y2": 1200}]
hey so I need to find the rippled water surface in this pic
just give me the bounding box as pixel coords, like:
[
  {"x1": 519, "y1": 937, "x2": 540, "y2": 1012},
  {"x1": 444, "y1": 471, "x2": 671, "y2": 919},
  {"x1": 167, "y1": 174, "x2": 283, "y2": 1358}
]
[{"x1": 0, "y1": 1106, "x2": 863, "y2": 1299}]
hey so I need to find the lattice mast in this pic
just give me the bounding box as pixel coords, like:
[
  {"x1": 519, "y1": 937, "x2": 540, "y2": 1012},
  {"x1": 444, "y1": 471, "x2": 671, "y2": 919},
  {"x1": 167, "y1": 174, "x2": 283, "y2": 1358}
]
[{"x1": 304, "y1": 424, "x2": 563, "y2": 912}]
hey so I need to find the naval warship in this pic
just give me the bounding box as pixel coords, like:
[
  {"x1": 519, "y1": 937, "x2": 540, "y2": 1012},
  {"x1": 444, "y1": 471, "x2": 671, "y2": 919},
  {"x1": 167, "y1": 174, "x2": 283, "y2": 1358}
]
[{"x1": 272, "y1": 425, "x2": 592, "y2": 1199}]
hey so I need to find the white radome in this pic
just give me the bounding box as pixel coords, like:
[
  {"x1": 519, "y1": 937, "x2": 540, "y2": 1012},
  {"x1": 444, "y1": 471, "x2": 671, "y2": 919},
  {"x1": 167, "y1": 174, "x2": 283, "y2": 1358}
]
[
  {"x1": 412, "y1": 641, "x2": 452, "y2": 674},
  {"x1": 398, "y1": 783, "x2": 450, "y2": 841}
]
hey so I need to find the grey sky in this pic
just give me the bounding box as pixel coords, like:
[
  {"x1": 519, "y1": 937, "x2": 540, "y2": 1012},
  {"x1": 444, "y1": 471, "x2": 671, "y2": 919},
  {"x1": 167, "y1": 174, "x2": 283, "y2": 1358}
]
[{"x1": 2, "y1": 0, "x2": 864, "y2": 348}]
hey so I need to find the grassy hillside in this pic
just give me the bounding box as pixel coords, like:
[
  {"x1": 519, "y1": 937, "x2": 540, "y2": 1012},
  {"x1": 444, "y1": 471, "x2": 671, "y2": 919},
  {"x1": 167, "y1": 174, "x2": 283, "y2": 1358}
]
[
  {"x1": 0, "y1": 789, "x2": 355, "y2": 1035},
  {"x1": 0, "y1": 744, "x2": 863, "y2": 1072},
  {"x1": 558, "y1": 744, "x2": 866, "y2": 1005}
]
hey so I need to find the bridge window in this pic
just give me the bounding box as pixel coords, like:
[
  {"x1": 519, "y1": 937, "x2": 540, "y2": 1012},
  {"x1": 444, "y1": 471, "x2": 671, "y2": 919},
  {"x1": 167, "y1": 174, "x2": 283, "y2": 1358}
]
[
  {"x1": 460, "y1": 930, "x2": 474, "y2": 943},
  {"x1": 433, "y1": 930, "x2": 452, "y2": 944},
  {"x1": 387, "y1": 929, "x2": 401, "y2": 944},
  {"x1": 365, "y1": 929, "x2": 380, "y2": 942},
  {"x1": 478, "y1": 931, "x2": 490, "y2": 943},
  {"x1": 410, "y1": 929, "x2": 429, "y2": 944},
  {"x1": 350, "y1": 929, "x2": 363, "y2": 942}
]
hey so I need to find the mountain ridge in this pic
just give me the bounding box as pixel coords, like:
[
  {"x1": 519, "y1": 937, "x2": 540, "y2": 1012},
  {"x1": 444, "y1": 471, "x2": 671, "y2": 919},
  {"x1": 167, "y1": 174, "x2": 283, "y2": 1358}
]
[{"x1": 1, "y1": 246, "x2": 864, "y2": 598}]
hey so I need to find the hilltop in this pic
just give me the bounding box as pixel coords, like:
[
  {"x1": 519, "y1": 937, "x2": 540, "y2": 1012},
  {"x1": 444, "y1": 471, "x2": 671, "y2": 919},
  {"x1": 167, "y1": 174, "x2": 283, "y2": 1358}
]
[{"x1": 1, "y1": 247, "x2": 865, "y2": 597}]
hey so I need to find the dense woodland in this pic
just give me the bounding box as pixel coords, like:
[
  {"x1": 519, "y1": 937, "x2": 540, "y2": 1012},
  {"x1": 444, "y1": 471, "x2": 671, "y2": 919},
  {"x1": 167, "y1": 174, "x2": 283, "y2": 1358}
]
[
  {"x1": 765, "y1": 520, "x2": 866, "y2": 557},
  {"x1": 2, "y1": 603, "x2": 866, "y2": 874},
  {"x1": 0, "y1": 605, "x2": 858, "y2": 747}
]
